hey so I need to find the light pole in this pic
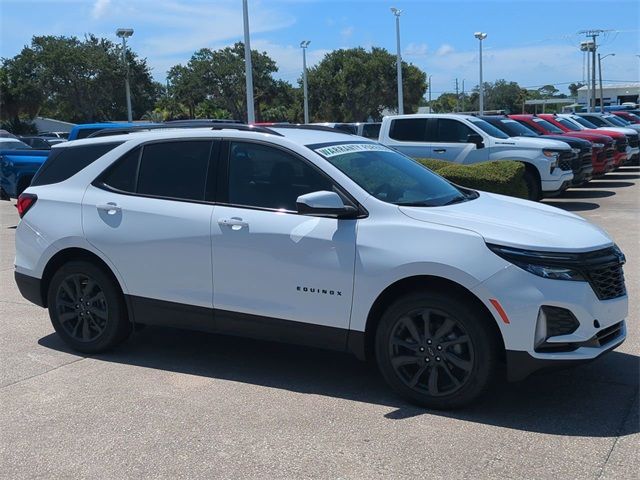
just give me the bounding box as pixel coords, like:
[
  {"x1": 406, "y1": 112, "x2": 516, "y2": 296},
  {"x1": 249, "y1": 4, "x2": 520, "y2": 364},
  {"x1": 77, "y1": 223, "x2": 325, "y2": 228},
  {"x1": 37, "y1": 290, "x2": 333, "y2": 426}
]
[
  {"x1": 474, "y1": 32, "x2": 487, "y2": 114},
  {"x1": 391, "y1": 7, "x2": 404, "y2": 115},
  {"x1": 242, "y1": 0, "x2": 255, "y2": 124},
  {"x1": 116, "y1": 28, "x2": 134, "y2": 122},
  {"x1": 428, "y1": 75, "x2": 432, "y2": 110},
  {"x1": 300, "y1": 40, "x2": 311, "y2": 124},
  {"x1": 598, "y1": 53, "x2": 615, "y2": 112}
]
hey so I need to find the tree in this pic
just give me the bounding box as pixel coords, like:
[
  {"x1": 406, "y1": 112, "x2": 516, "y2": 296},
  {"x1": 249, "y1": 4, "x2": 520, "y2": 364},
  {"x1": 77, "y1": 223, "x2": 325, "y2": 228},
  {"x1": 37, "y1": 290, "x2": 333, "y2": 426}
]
[
  {"x1": 568, "y1": 82, "x2": 585, "y2": 97},
  {"x1": 0, "y1": 35, "x2": 161, "y2": 123},
  {"x1": 306, "y1": 47, "x2": 427, "y2": 122},
  {"x1": 465, "y1": 79, "x2": 524, "y2": 113},
  {"x1": 538, "y1": 84, "x2": 559, "y2": 98}
]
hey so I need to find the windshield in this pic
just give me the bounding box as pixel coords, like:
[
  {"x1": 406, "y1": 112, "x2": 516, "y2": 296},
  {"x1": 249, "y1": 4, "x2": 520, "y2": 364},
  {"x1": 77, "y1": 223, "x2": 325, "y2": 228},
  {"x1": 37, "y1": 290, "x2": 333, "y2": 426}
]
[
  {"x1": 604, "y1": 115, "x2": 629, "y2": 126},
  {"x1": 532, "y1": 118, "x2": 564, "y2": 133},
  {"x1": 0, "y1": 140, "x2": 31, "y2": 150},
  {"x1": 498, "y1": 119, "x2": 538, "y2": 137},
  {"x1": 556, "y1": 118, "x2": 581, "y2": 131},
  {"x1": 309, "y1": 142, "x2": 474, "y2": 207},
  {"x1": 571, "y1": 116, "x2": 598, "y2": 129},
  {"x1": 581, "y1": 115, "x2": 608, "y2": 127},
  {"x1": 467, "y1": 119, "x2": 509, "y2": 139}
]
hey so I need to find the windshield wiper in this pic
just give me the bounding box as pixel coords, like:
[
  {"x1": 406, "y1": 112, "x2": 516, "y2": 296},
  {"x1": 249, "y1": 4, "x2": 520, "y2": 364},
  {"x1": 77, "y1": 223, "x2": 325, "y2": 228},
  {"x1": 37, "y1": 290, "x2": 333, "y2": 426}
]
[{"x1": 396, "y1": 201, "x2": 437, "y2": 207}]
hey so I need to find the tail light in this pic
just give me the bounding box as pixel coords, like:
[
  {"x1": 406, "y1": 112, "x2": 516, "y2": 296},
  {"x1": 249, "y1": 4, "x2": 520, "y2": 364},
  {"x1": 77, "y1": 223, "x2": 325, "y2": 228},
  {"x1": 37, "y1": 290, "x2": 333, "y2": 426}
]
[{"x1": 17, "y1": 193, "x2": 37, "y2": 218}]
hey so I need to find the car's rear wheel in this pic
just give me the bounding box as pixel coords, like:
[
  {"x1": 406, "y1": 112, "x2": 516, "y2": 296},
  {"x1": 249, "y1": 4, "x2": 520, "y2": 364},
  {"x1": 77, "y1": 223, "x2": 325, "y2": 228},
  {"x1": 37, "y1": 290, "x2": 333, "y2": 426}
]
[
  {"x1": 375, "y1": 291, "x2": 499, "y2": 409},
  {"x1": 47, "y1": 261, "x2": 131, "y2": 353}
]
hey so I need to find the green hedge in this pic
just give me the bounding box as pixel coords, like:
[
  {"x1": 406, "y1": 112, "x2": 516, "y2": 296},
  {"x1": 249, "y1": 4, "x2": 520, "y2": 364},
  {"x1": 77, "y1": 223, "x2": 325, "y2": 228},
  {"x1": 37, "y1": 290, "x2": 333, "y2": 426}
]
[{"x1": 417, "y1": 158, "x2": 529, "y2": 199}]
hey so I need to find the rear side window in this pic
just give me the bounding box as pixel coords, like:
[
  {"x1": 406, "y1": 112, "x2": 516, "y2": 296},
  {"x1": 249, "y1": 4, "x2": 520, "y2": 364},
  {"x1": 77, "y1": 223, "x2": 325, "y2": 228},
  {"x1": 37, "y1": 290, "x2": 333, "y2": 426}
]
[
  {"x1": 31, "y1": 142, "x2": 123, "y2": 187},
  {"x1": 98, "y1": 141, "x2": 213, "y2": 201},
  {"x1": 362, "y1": 123, "x2": 381, "y2": 139},
  {"x1": 389, "y1": 119, "x2": 428, "y2": 141},
  {"x1": 75, "y1": 128, "x2": 102, "y2": 139}
]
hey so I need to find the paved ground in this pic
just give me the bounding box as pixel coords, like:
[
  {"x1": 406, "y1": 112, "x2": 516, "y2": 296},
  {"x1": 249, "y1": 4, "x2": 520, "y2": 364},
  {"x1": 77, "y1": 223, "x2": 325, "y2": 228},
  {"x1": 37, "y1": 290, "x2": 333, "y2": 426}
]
[{"x1": 1, "y1": 166, "x2": 638, "y2": 479}]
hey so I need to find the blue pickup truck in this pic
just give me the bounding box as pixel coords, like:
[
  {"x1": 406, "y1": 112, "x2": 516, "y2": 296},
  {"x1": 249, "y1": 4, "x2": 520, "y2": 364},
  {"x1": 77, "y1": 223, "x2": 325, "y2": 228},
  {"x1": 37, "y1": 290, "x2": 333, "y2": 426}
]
[{"x1": 1, "y1": 123, "x2": 152, "y2": 200}]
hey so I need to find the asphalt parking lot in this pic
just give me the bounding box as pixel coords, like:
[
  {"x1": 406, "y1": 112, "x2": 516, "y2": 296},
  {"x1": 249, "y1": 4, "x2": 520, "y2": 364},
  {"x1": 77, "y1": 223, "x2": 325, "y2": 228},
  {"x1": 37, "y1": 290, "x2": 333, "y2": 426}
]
[{"x1": 1, "y1": 167, "x2": 638, "y2": 480}]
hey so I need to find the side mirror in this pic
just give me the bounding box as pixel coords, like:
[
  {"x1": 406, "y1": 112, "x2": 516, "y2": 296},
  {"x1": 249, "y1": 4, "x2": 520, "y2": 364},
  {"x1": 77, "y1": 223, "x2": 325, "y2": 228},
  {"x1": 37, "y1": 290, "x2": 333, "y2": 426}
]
[
  {"x1": 467, "y1": 133, "x2": 485, "y2": 149},
  {"x1": 296, "y1": 191, "x2": 358, "y2": 219}
]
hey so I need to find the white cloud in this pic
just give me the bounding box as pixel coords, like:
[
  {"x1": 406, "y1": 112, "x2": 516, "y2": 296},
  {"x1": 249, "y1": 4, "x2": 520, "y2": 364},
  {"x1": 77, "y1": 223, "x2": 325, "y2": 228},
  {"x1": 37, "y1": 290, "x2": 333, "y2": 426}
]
[
  {"x1": 92, "y1": 0, "x2": 111, "y2": 19},
  {"x1": 251, "y1": 39, "x2": 330, "y2": 84},
  {"x1": 340, "y1": 26, "x2": 354, "y2": 39},
  {"x1": 404, "y1": 42, "x2": 428, "y2": 57},
  {"x1": 435, "y1": 44, "x2": 455, "y2": 56}
]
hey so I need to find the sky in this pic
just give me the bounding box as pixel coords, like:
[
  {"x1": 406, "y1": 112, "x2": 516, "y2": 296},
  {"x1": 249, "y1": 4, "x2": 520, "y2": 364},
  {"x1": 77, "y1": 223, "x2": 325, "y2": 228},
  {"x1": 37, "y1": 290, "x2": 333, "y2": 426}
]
[{"x1": 1, "y1": 0, "x2": 639, "y2": 97}]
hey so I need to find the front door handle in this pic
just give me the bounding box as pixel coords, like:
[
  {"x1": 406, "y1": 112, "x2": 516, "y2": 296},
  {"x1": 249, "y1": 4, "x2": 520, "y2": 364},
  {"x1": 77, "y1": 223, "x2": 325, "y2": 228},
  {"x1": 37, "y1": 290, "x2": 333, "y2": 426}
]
[
  {"x1": 433, "y1": 148, "x2": 447, "y2": 153},
  {"x1": 96, "y1": 202, "x2": 121, "y2": 215},
  {"x1": 218, "y1": 217, "x2": 249, "y2": 230}
]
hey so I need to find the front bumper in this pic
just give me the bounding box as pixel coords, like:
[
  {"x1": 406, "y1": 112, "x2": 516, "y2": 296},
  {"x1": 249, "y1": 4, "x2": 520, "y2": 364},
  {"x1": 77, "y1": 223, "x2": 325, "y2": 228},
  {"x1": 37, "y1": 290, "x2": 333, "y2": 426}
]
[
  {"x1": 541, "y1": 169, "x2": 573, "y2": 195},
  {"x1": 471, "y1": 263, "x2": 628, "y2": 380}
]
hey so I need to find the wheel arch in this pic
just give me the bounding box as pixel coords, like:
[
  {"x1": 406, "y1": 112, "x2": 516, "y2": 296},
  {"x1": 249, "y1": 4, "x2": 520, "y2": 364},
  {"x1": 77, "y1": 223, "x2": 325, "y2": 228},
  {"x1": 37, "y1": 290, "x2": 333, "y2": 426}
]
[
  {"x1": 355, "y1": 275, "x2": 506, "y2": 364},
  {"x1": 40, "y1": 247, "x2": 129, "y2": 316}
]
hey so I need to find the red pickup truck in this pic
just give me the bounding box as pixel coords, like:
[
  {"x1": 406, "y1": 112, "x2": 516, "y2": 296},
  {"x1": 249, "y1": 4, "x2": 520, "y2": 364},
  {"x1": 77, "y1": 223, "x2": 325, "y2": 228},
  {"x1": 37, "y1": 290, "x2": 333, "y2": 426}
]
[{"x1": 508, "y1": 114, "x2": 616, "y2": 175}]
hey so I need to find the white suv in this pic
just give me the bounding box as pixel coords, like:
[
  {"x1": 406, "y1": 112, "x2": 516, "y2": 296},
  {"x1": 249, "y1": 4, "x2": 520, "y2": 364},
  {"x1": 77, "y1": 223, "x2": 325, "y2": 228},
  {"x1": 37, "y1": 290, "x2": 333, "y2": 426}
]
[{"x1": 14, "y1": 125, "x2": 628, "y2": 408}]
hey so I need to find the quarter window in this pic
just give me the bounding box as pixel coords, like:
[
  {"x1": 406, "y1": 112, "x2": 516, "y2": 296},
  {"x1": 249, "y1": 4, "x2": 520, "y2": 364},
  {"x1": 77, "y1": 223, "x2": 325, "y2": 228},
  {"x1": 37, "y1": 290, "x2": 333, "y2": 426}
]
[{"x1": 227, "y1": 142, "x2": 333, "y2": 211}]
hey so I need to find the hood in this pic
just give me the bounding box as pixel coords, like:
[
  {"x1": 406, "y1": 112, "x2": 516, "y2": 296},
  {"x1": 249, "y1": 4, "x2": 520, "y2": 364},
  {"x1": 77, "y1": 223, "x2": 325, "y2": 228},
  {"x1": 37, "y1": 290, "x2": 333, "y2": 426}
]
[
  {"x1": 561, "y1": 131, "x2": 613, "y2": 145},
  {"x1": 399, "y1": 191, "x2": 613, "y2": 252},
  {"x1": 502, "y1": 136, "x2": 571, "y2": 150},
  {"x1": 584, "y1": 128, "x2": 625, "y2": 140},
  {"x1": 596, "y1": 127, "x2": 638, "y2": 136},
  {"x1": 541, "y1": 135, "x2": 591, "y2": 149}
]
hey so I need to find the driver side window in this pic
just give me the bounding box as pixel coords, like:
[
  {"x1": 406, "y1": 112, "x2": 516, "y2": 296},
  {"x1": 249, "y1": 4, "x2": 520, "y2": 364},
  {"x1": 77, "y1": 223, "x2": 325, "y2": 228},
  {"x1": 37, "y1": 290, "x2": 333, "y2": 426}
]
[
  {"x1": 436, "y1": 119, "x2": 475, "y2": 143},
  {"x1": 227, "y1": 142, "x2": 334, "y2": 211}
]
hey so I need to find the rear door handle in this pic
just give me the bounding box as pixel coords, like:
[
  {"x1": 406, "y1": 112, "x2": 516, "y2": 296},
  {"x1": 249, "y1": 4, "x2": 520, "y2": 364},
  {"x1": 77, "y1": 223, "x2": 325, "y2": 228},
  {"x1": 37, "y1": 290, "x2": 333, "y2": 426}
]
[
  {"x1": 96, "y1": 202, "x2": 121, "y2": 215},
  {"x1": 433, "y1": 148, "x2": 447, "y2": 153},
  {"x1": 218, "y1": 217, "x2": 249, "y2": 230}
]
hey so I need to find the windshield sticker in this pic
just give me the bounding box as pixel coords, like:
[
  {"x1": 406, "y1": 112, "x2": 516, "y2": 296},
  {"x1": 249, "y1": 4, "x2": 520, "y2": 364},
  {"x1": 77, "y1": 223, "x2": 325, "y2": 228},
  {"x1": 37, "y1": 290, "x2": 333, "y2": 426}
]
[{"x1": 315, "y1": 143, "x2": 391, "y2": 158}]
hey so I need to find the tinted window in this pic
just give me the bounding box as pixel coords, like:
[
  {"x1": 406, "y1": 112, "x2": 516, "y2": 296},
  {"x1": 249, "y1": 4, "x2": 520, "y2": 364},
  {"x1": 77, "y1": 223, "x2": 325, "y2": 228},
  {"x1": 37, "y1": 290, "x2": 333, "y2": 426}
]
[
  {"x1": 467, "y1": 119, "x2": 509, "y2": 139},
  {"x1": 100, "y1": 147, "x2": 140, "y2": 192},
  {"x1": 334, "y1": 124, "x2": 358, "y2": 134},
  {"x1": 31, "y1": 142, "x2": 123, "y2": 187},
  {"x1": 556, "y1": 118, "x2": 581, "y2": 131},
  {"x1": 137, "y1": 141, "x2": 211, "y2": 201},
  {"x1": 389, "y1": 119, "x2": 428, "y2": 141},
  {"x1": 498, "y1": 119, "x2": 538, "y2": 137},
  {"x1": 604, "y1": 115, "x2": 628, "y2": 126},
  {"x1": 311, "y1": 142, "x2": 471, "y2": 207},
  {"x1": 582, "y1": 115, "x2": 607, "y2": 127},
  {"x1": 571, "y1": 116, "x2": 598, "y2": 128},
  {"x1": 0, "y1": 140, "x2": 31, "y2": 150},
  {"x1": 362, "y1": 123, "x2": 381, "y2": 139},
  {"x1": 227, "y1": 142, "x2": 333, "y2": 211},
  {"x1": 436, "y1": 119, "x2": 476, "y2": 142},
  {"x1": 532, "y1": 118, "x2": 564, "y2": 133}
]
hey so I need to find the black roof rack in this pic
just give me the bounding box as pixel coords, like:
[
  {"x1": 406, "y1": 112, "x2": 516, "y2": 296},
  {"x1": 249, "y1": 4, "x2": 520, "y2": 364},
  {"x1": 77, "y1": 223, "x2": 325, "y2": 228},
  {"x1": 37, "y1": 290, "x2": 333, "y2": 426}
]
[
  {"x1": 86, "y1": 123, "x2": 282, "y2": 138},
  {"x1": 268, "y1": 124, "x2": 357, "y2": 135}
]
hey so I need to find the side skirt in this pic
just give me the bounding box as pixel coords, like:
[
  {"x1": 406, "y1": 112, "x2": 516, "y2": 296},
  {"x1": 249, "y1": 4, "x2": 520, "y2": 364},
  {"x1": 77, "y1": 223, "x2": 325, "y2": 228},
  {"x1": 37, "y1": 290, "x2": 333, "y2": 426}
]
[{"x1": 126, "y1": 295, "x2": 365, "y2": 356}]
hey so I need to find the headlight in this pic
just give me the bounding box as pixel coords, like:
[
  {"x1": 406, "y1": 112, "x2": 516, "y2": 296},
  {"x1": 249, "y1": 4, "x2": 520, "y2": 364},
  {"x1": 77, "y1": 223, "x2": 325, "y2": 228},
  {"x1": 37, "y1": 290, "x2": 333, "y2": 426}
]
[
  {"x1": 487, "y1": 244, "x2": 586, "y2": 281},
  {"x1": 592, "y1": 143, "x2": 604, "y2": 148},
  {"x1": 543, "y1": 149, "x2": 560, "y2": 158}
]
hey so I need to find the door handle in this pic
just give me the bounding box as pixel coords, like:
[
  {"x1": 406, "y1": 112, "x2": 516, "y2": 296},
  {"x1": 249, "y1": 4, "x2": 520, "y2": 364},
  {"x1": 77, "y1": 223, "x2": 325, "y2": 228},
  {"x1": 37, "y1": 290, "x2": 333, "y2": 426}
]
[
  {"x1": 218, "y1": 217, "x2": 249, "y2": 230},
  {"x1": 433, "y1": 148, "x2": 447, "y2": 153},
  {"x1": 96, "y1": 202, "x2": 121, "y2": 215}
]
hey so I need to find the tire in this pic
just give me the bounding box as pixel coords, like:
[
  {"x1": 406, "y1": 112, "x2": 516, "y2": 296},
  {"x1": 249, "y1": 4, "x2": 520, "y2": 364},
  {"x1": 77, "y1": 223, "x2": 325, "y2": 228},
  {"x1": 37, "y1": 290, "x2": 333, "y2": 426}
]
[
  {"x1": 523, "y1": 169, "x2": 541, "y2": 201},
  {"x1": 375, "y1": 291, "x2": 499, "y2": 409},
  {"x1": 47, "y1": 261, "x2": 131, "y2": 353}
]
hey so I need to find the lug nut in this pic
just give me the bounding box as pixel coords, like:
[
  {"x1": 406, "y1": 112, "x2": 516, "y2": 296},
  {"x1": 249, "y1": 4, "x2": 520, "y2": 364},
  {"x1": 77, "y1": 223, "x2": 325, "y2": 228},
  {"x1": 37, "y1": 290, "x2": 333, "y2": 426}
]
[
  {"x1": 427, "y1": 339, "x2": 432, "y2": 345},
  {"x1": 419, "y1": 347, "x2": 425, "y2": 352},
  {"x1": 437, "y1": 345, "x2": 442, "y2": 350},
  {"x1": 435, "y1": 356, "x2": 441, "y2": 361}
]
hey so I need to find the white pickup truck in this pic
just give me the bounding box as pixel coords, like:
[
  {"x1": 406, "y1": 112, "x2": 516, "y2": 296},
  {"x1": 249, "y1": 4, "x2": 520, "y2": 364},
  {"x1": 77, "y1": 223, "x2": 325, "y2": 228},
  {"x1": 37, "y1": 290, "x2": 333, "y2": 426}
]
[{"x1": 378, "y1": 114, "x2": 575, "y2": 200}]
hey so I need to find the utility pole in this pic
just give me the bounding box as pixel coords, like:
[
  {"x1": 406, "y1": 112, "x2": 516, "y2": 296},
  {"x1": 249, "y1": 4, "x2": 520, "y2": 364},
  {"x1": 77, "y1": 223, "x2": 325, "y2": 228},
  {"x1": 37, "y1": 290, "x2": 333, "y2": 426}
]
[
  {"x1": 455, "y1": 78, "x2": 459, "y2": 112},
  {"x1": 428, "y1": 75, "x2": 432, "y2": 110},
  {"x1": 391, "y1": 8, "x2": 404, "y2": 114},
  {"x1": 242, "y1": 0, "x2": 255, "y2": 123},
  {"x1": 598, "y1": 53, "x2": 615, "y2": 112},
  {"x1": 461, "y1": 79, "x2": 465, "y2": 112},
  {"x1": 579, "y1": 30, "x2": 609, "y2": 112},
  {"x1": 300, "y1": 41, "x2": 311, "y2": 123}
]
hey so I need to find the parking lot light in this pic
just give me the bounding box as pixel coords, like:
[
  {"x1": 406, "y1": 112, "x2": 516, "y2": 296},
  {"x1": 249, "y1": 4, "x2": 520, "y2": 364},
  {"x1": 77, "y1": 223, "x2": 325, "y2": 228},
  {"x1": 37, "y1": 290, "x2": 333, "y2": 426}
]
[
  {"x1": 242, "y1": 0, "x2": 255, "y2": 124},
  {"x1": 300, "y1": 40, "x2": 311, "y2": 124},
  {"x1": 391, "y1": 7, "x2": 404, "y2": 115},
  {"x1": 116, "y1": 28, "x2": 134, "y2": 122},
  {"x1": 474, "y1": 32, "x2": 487, "y2": 115}
]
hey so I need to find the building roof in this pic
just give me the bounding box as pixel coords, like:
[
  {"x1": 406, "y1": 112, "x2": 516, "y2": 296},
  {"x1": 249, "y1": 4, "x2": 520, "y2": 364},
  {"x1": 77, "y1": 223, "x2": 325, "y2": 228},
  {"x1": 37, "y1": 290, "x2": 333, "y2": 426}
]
[{"x1": 577, "y1": 83, "x2": 640, "y2": 91}]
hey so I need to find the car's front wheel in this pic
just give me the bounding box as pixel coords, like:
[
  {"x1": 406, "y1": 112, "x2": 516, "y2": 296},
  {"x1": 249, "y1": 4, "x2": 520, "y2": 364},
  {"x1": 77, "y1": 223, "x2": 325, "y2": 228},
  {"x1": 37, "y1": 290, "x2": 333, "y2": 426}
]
[
  {"x1": 375, "y1": 291, "x2": 499, "y2": 409},
  {"x1": 47, "y1": 261, "x2": 131, "y2": 353}
]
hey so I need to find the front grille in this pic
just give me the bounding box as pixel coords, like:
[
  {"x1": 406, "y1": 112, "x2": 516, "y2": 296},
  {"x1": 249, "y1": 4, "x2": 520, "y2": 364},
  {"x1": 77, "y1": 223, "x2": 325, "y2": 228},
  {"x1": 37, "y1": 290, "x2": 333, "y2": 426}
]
[
  {"x1": 585, "y1": 263, "x2": 626, "y2": 300},
  {"x1": 628, "y1": 136, "x2": 639, "y2": 148},
  {"x1": 543, "y1": 306, "x2": 579, "y2": 337},
  {"x1": 558, "y1": 151, "x2": 578, "y2": 172},
  {"x1": 616, "y1": 140, "x2": 628, "y2": 152},
  {"x1": 580, "y1": 151, "x2": 592, "y2": 169},
  {"x1": 605, "y1": 148, "x2": 614, "y2": 159}
]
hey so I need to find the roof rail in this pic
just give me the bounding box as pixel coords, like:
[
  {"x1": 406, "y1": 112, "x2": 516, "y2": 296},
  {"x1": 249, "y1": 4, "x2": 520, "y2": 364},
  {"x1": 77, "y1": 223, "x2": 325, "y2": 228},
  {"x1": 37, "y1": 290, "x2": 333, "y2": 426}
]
[
  {"x1": 86, "y1": 123, "x2": 282, "y2": 138},
  {"x1": 267, "y1": 124, "x2": 356, "y2": 135}
]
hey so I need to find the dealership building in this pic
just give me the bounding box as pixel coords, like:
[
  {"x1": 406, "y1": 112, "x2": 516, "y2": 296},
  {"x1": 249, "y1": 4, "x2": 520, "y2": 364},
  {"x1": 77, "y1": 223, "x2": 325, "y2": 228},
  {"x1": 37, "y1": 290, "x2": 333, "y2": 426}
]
[{"x1": 577, "y1": 83, "x2": 640, "y2": 108}]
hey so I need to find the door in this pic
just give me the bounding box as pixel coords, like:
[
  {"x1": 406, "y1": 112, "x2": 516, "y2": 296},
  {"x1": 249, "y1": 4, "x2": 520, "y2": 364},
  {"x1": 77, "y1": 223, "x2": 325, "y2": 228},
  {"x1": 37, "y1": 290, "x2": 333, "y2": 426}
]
[
  {"x1": 211, "y1": 140, "x2": 357, "y2": 337},
  {"x1": 384, "y1": 118, "x2": 432, "y2": 158},
  {"x1": 430, "y1": 118, "x2": 488, "y2": 164},
  {"x1": 83, "y1": 140, "x2": 217, "y2": 311}
]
